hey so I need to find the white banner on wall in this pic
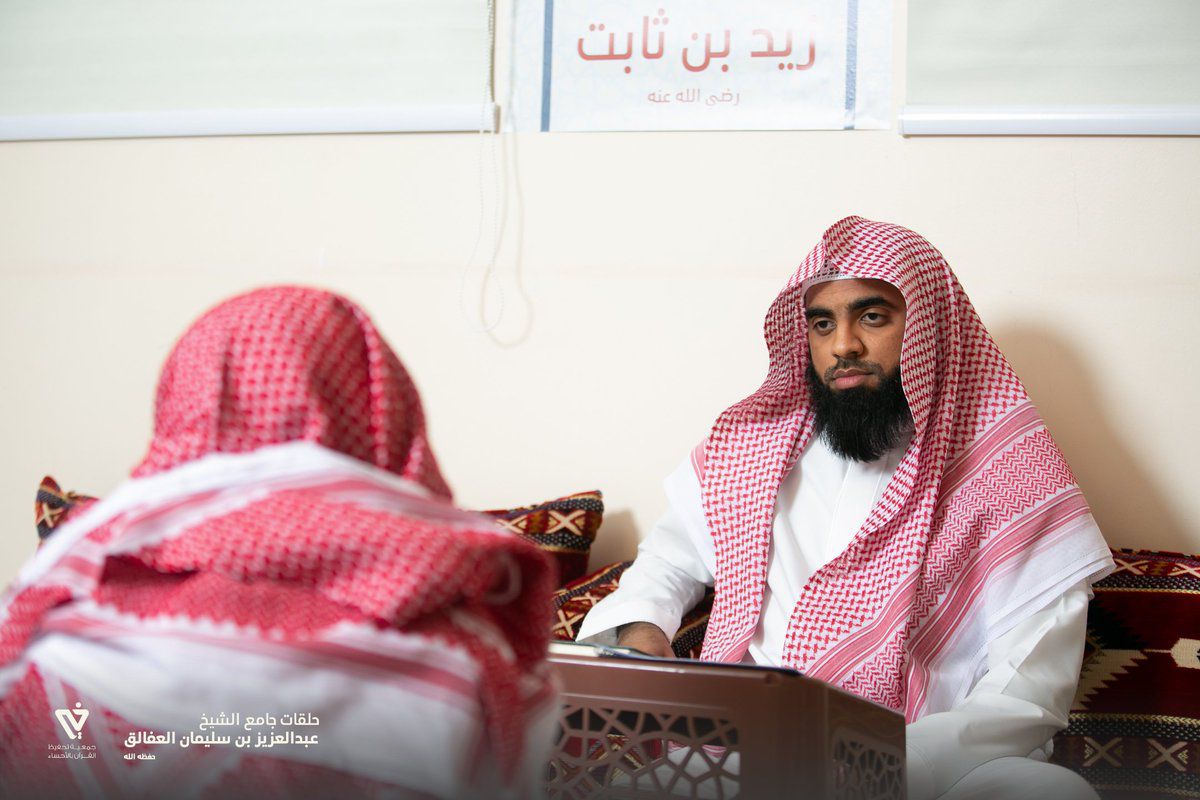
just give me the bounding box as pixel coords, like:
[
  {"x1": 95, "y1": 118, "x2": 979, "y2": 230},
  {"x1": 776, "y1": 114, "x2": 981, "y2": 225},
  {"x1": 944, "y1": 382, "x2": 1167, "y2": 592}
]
[{"x1": 506, "y1": 0, "x2": 892, "y2": 132}]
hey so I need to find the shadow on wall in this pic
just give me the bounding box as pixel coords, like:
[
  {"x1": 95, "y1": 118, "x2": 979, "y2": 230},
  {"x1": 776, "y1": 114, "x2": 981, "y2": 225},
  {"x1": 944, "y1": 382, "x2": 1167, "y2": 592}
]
[
  {"x1": 590, "y1": 509, "x2": 639, "y2": 572},
  {"x1": 995, "y1": 324, "x2": 1191, "y2": 554}
]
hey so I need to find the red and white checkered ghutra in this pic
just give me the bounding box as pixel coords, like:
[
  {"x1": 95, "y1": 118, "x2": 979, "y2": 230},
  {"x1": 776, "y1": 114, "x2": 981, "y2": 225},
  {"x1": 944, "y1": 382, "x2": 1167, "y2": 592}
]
[{"x1": 0, "y1": 287, "x2": 556, "y2": 799}]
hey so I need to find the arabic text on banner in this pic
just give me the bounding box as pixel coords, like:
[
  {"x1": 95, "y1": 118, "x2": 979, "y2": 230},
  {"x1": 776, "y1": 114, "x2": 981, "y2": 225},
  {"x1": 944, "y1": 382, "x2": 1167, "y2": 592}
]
[{"x1": 506, "y1": 0, "x2": 892, "y2": 132}]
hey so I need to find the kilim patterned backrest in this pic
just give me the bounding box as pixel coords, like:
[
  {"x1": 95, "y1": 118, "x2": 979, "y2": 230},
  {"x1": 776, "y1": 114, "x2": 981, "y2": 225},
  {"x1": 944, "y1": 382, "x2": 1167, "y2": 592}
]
[
  {"x1": 1049, "y1": 549, "x2": 1200, "y2": 799},
  {"x1": 546, "y1": 644, "x2": 906, "y2": 800}
]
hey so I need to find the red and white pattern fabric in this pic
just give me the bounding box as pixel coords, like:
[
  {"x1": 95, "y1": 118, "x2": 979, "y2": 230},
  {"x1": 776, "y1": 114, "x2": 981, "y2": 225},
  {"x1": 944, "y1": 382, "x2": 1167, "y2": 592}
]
[
  {"x1": 0, "y1": 287, "x2": 557, "y2": 799},
  {"x1": 695, "y1": 216, "x2": 1114, "y2": 720}
]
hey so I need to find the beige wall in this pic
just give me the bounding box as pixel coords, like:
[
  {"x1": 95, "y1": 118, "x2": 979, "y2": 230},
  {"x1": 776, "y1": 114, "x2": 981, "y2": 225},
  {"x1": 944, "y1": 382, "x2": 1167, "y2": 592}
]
[{"x1": 2, "y1": 1, "x2": 1198, "y2": 586}]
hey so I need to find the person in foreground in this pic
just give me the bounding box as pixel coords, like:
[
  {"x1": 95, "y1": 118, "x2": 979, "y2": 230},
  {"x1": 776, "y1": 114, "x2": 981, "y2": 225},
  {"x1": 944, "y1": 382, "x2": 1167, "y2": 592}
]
[
  {"x1": 578, "y1": 216, "x2": 1114, "y2": 799},
  {"x1": 0, "y1": 287, "x2": 557, "y2": 800}
]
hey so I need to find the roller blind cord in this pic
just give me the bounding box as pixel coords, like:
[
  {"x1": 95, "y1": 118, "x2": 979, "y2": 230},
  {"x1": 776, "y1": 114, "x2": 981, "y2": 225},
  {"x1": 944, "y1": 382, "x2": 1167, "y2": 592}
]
[{"x1": 459, "y1": 0, "x2": 506, "y2": 335}]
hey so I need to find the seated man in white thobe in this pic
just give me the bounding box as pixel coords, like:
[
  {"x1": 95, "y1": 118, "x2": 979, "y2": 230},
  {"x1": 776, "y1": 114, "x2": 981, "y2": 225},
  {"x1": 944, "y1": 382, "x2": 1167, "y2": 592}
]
[{"x1": 578, "y1": 217, "x2": 1114, "y2": 800}]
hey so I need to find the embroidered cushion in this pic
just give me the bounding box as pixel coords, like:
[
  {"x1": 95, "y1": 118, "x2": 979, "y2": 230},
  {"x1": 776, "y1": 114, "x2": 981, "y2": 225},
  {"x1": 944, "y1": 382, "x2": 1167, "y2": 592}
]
[
  {"x1": 551, "y1": 561, "x2": 629, "y2": 642},
  {"x1": 1050, "y1": 548, "x2": 1200, "y2": 799},
  {"x1": 34, "y1": 476, "x2": 98, "y2": 541},
  {"x1": 552, "y1": 560, "x2": 713, "y2": 659},
  {"x1": 483, "y1": 491, "x2": 603, "y2": 584}
]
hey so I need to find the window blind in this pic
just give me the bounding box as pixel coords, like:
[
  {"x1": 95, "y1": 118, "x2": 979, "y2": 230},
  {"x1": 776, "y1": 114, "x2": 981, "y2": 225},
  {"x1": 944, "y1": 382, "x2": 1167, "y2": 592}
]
[
  {"x1": 903, "y1": 0, "x2": 1200, "y2": 135},
  {"x1": 0, "y1": 0, "x2": 492, "y2": 140}
]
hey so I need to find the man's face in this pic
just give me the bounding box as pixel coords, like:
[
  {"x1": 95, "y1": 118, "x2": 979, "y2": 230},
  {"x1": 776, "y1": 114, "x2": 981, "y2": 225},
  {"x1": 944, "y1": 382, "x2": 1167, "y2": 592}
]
[{"x1": 803, "y1": 278, "x2": 906, "y2": 391}]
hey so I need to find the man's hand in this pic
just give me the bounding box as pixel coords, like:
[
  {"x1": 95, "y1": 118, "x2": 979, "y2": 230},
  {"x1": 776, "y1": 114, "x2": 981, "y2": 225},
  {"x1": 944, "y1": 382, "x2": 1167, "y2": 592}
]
[{"x1": 616, "y1": 622, "x2": 675, "y2": 658}]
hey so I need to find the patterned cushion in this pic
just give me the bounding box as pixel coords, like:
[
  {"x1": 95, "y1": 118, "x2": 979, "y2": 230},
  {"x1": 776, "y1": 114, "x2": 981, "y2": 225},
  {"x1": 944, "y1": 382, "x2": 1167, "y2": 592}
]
[
  {"x1": 552, "y1": 560, "x2": 713, "y2": 659},
  {"x1": 34, "y1": 476, "x2": 97, "y2": 541},
  {"x1": 552, "y1": 561, "x2": 631, "y2": 641},
  {"x1": 1051, "y1": 549, "x2": 1200, "y2": 799},
  {"x1": 484, "y1": 491, "x2": 603, "y2": 584},
  {"x1": 671, "y1": 591, "x2": 714, "y2": 660}
]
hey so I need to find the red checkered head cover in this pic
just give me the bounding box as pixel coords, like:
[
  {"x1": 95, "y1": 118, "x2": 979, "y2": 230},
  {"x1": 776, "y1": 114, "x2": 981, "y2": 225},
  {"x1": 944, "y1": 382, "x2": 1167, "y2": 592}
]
[
  {"x1": 133, "y1": 285, "x2": 450, "y2": 498},
  {"x1": 698, "y1": 216, "x2": 1108, "y2": 718},
  {"x1": 1, "y1": 286, "x2": 557, "y2": 795}
]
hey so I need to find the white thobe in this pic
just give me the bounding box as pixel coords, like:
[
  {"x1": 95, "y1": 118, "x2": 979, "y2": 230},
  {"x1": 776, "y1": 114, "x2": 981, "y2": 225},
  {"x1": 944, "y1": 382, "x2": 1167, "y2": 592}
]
[{"x1": 577, "y1": 434, "x2": 1097, "y2": 800}]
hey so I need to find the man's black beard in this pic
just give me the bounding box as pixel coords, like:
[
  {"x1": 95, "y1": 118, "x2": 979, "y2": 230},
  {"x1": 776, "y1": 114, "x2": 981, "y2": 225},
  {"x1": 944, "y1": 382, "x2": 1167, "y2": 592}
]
[{"x1": 805, "y1": 361, "x2": 912, "y2": 462}]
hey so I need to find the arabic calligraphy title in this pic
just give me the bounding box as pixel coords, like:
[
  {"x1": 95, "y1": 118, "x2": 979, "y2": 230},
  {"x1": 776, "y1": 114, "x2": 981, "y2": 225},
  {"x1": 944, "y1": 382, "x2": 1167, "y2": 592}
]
[{"x1": 578, "y1": 8, "x2": 816, "y2": 75}]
